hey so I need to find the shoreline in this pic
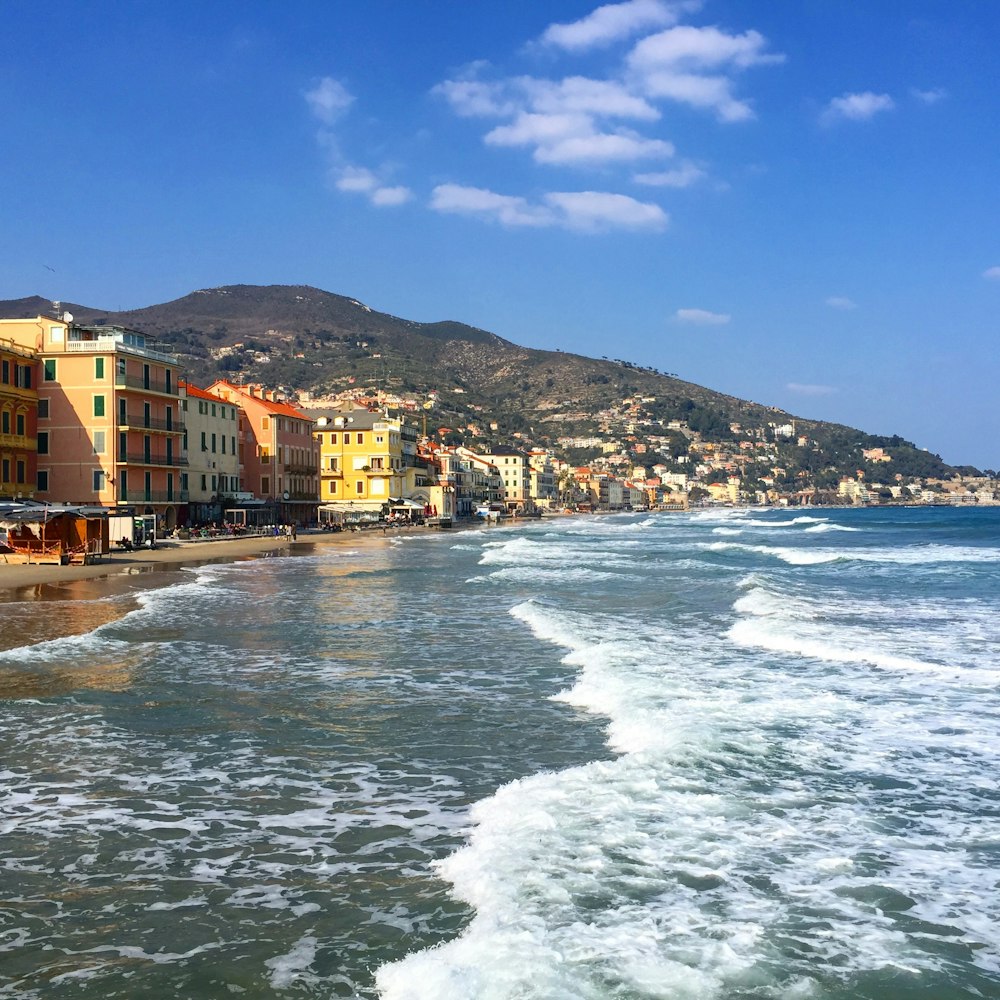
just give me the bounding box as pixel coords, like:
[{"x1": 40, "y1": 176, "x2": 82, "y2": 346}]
[{"x1": 0, "y1": 521, "x2": 504, "y2": 653}]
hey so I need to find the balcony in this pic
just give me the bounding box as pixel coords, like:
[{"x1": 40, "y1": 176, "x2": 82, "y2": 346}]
[
  {"x1": 115, "y1": 373, "x2": 179, "y2": 396},
  {"x1": 119, "y1": 414, "x2": 185, "y2": 433},
  {"x1": 66, "y1": 340, "x2": 175, "y2": 365},
  {"x1": 285, "y1": 463, "x2": 319, "y2": 475},
  {"x1": 118, "y1": 453, "x2": 189, "y2": 468},
  {"x1": 118, "y1": 489, "x2": 190, "y2": 504},
  {"x1": 0, "y1": 433, "x2": 36, "y2": 450}
]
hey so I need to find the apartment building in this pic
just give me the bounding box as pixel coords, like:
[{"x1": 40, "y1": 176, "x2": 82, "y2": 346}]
[
  {"x1": 482, "y1": 447, "x2": 532, "y2": 512},
  {"x1": 313, "y1": 409, "x2": 405, "y2": 513},
  {"x1": 206, "y1": 381, "x2": 319, "y2": 524},
  {"x1": 0, "y1": 340, "x2": 38, "y2": 499},
  {"x1": 180, "y1": 381, "x2": 241, "y2": 523},
  {"x1": 0, "y1": 315, "x2": 185, "y2": 527}
]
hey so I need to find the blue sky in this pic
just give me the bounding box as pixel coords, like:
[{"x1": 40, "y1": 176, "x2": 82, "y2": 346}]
[{"x1": 2, "y1": 1, "x2": 998, "y2": 470}]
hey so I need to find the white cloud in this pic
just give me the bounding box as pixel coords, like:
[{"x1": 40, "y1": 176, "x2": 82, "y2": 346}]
[
  {"x1": 336, "y1": 166, "x2": 412, "y2": 206},
  {"x1": 336, "y1": 166, "x2": 377, "y2": 193},
  {"x1": 984, "y1": 266, "x2": 1000, "y2": 281},
  {"x1": 911, "y1": 87, "x2": 946, "y2": 105},
  {"x1": 485, "y1": 113, "x2": 674, "y2": 165},
  {"x1": 825, "y1": 296, "x2": 857, "y2": 310},
  {"x1": 786, "y1": 382, "x2": 836, "y2": 396},
  {"x1": 821, "y1": 91, "x2": 895, "y2": 124},
  {"x1": 633, "y1": 161, "x2": 705, "y2": 187},
  {"x1": 429, "y1": 184, "x2": 667, "y2": 232},
  {"x1": 430, "y1": 184, "x2": 553, "y2": 227},
  {"x1": 674, "y1": 307, "x2": 730, "y2": 325},
  {"x1": 545, "y1": 190, "x2": 668, "y2": 230},
  {"x1": 540, "y1": 0, "x2": 693, "y2": 52},
  {"x1": 304, "y1": 77, "x2": 354, "y2": 124},
  {"x1": 432, "y1": 77, "x2": 518, "y2": 118},
  {"x1": 627, "y1": 25, "x2": 783, "y2": 121},
  {"x1": 370, "y1": 186, "x2": 413, "y2": 207}
]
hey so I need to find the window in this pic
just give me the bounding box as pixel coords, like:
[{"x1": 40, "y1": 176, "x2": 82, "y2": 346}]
[
  {"x1": 262, "y1": 417, "x2": 269, "y2": 431},
  {"x1": 357, "y1": 433, "x2": 364, "y2": 444},
  {"x1": 330, "y1": 432, "x2": 338, "y2": 444},
  {"x1": 93, "y1": 431, "x2": 105, "y2": 455},
  {"x1": 44, "y1": 359, "x2": 57, "y2": 381},
  {"x1": 211, "y1": 433, "x2": 217, "y2": 453},
  {"x1": 37, "y1": 470, "x2": 48, "y2": 491},
  {"x1": 201, "y1": 474, "x2": 207, "y2": 490},
  {"x1": 211, "y1": 403, "x2": 216, "y2": 417},
  {"x1": 201, "y1": 431, "x2": 207, "y2": 451},
  {"x1": 1, "y1": 459, "x2": 8, "y2": 482},
  {"x1": 93, "y1": 470, "x2": 105, "y2": 492},
  {"x1": 261, "y1": 476, "x2": 270, "y2": 494},
  {"x1": 15, "y1": 365, "x2": 31, "y2": 388},
  {"x1": 93, "y1": 395, "x2": 105, "y2": 417},
  {"x1": 95, "y1": 357, "x2": 105, "y2": 379},
  {"x1": 356, "y1": 481, "x2": 364, "y2": 494},
  {"x1": 221, "y1": 435, "x2": 226, "y2": 454},
  {"x1": 0, "y1": 411, "x2": 7, "y2": 434},
  {"x1": 16, "y1": 414, "x2": 25, "y2": 436},
  {"x1": 231, "y1": 436, "x2": 236, "y2": 455},
  {"x1": 1, "y1": 360, "x2": 7, "y2": 383},
  {"x1": 117, "y1": 357, "x2": 126, "y2": 377},
  {"x1": 38, "y1": 432, "x2": 49, "y2": 454},
  {"x1": 16, "y1": 461, "x2": 25, "y2": 484},
  {"x1": 328, "y1": 457, "x2": 339, "y2": 471}
]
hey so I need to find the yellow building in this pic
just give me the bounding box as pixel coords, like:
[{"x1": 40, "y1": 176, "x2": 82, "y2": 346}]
[{"x1": 314, "y1": 409, "x2": 405, "y2": 513}]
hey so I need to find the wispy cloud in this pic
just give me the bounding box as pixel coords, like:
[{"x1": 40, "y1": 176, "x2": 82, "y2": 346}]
[
  {"x1": 539, "y1": 0, "x2": 693, "y2": 52},
  {"x1": 821, "y1": 91, "x2": 895, "y2": 124},
  {"x1": 430, "y1": 184, "x2": 667, "y2": 232},
  {"x1": 626, "y1": 25, "x2": 784, "y2": 122},
  {"x1": 674, "y1": 307, "x2": 730, "y2": 325},
  {"x1": 984, "y1": 266, "x2": 1000, "y2": 281},
  {"x1": 825, "y1": 296, "x2": 857, "y2": 310},
  {"x1": 305, "y1": 79, "x2": 412, "y2": 208},
  {"x1": 633, "y1": 161, "x2": 705, "y2": 187},
  {"x1": 911, "y1": 87, "x2": 946, "y2": 105},
  {"x1": 786, "y1": 382, "x2": 836, "y2": 396},
  {"x1": 304, "y1": 77, "x2": 354, "y2": 125}
]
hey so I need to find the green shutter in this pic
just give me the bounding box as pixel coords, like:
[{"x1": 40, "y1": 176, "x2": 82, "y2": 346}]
[{"x1": 93, "y1": 395, "x2": 105, "y2": 417}]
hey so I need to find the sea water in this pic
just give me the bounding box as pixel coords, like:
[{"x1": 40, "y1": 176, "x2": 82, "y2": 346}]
[{"x1": 1, "y1": 507, "x2": 998, "y2": 999}]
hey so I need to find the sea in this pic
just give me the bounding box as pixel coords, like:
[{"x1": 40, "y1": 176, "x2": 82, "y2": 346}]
[{"x1": 1, "y1": 506, "x2": 999, "y2": 1000}]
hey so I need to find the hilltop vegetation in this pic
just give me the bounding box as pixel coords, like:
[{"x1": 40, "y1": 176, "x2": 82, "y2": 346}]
[{"x1": 0, "y1": 285, "x2": 975, "y2": 483}]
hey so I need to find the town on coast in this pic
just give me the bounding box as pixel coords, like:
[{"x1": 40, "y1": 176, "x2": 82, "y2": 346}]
[{"x1": 2, "y1": 309, "x2": 998, "y2": 571}]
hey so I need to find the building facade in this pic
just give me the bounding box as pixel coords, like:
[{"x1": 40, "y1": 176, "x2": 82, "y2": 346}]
[
  {"x1": 180, "y1": 381, "x2": 242, "y2": 524},
  {"x1": 206, "y1": 381, "x2": 320, "y2": 524},
  {"x1": 0, "y1": 340, "x2": 38, "y2": 499},
  {"x1": 1, "y1": 316, "x2": 185, "y2": 527}
]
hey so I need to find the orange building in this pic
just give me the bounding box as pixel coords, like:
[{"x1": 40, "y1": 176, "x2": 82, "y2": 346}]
[
  {"x1": 0, "y1": 339, "x2": 39, "y2": 499},
  {"x1": 0, "y1": 315, "x2": 186, "y2": 528},
  {"x1": 205, "y1": 381, "x2": 319, "y2": 524}
]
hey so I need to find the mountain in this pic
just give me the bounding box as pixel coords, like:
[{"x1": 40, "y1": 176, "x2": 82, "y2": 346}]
[{"x1": 0, "y1": 285, "x2": 975, "y2": 486}]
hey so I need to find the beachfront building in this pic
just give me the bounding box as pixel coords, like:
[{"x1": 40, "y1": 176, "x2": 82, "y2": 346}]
[
  {"x1": 0, "y1": 315, "x2": 185, "y2": 528},
  {"x1": 313, "y1": 408, "x2": 406, "y2": 515},
  {"x1": 0, "y1": 340, "x2": 39, "y2": 500},
  {"x1": 205, "y1": 381, "x2": 320, "y2": 525},
  {"x1": 527, "y1": 450, "x2": 558, "y2": 510},
  {"x1": 481, "y1": 447, "x2": 533, "y2": 513},
  {"x1": 180, "y1": 381, "x2": 241, "y2": 524}
]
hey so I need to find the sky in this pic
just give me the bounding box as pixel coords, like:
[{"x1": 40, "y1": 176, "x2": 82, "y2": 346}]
[{"x1": 2, "y1": 1, "x2": 998, "y2": 470}]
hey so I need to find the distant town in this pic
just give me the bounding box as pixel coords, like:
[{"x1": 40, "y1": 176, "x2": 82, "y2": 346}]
[{"x1": 1, "y1": 312, "x2": 997, "y2": 544}]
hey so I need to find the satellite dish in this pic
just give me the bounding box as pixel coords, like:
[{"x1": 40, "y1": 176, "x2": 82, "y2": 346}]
[{"x1": 62, "y1": 312, "x2": 73, "y2": 323}]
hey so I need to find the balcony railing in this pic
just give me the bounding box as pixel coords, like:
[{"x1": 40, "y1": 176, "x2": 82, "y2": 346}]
[
  {"x1": 118, "y1": 489, "x2": 190, "y2": 504},
  {"x1": 66, "y1": 340, "x2": 175, "y2": 365},
  {"x1": 118, "y1": 453, "x2": 189, "y2": 468},
  {"x1": 120, "y1": 414, "x2": 185, "y2": 433},
  {"x1": 285, "y1": 463, "x2": 319, "y2": 475},
  {"x1": 0, "y1": 433, "x2": 36, "y2": 450},
  {"x1": 115, "y1": 373, "x2": 179, "y2": 396}
]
